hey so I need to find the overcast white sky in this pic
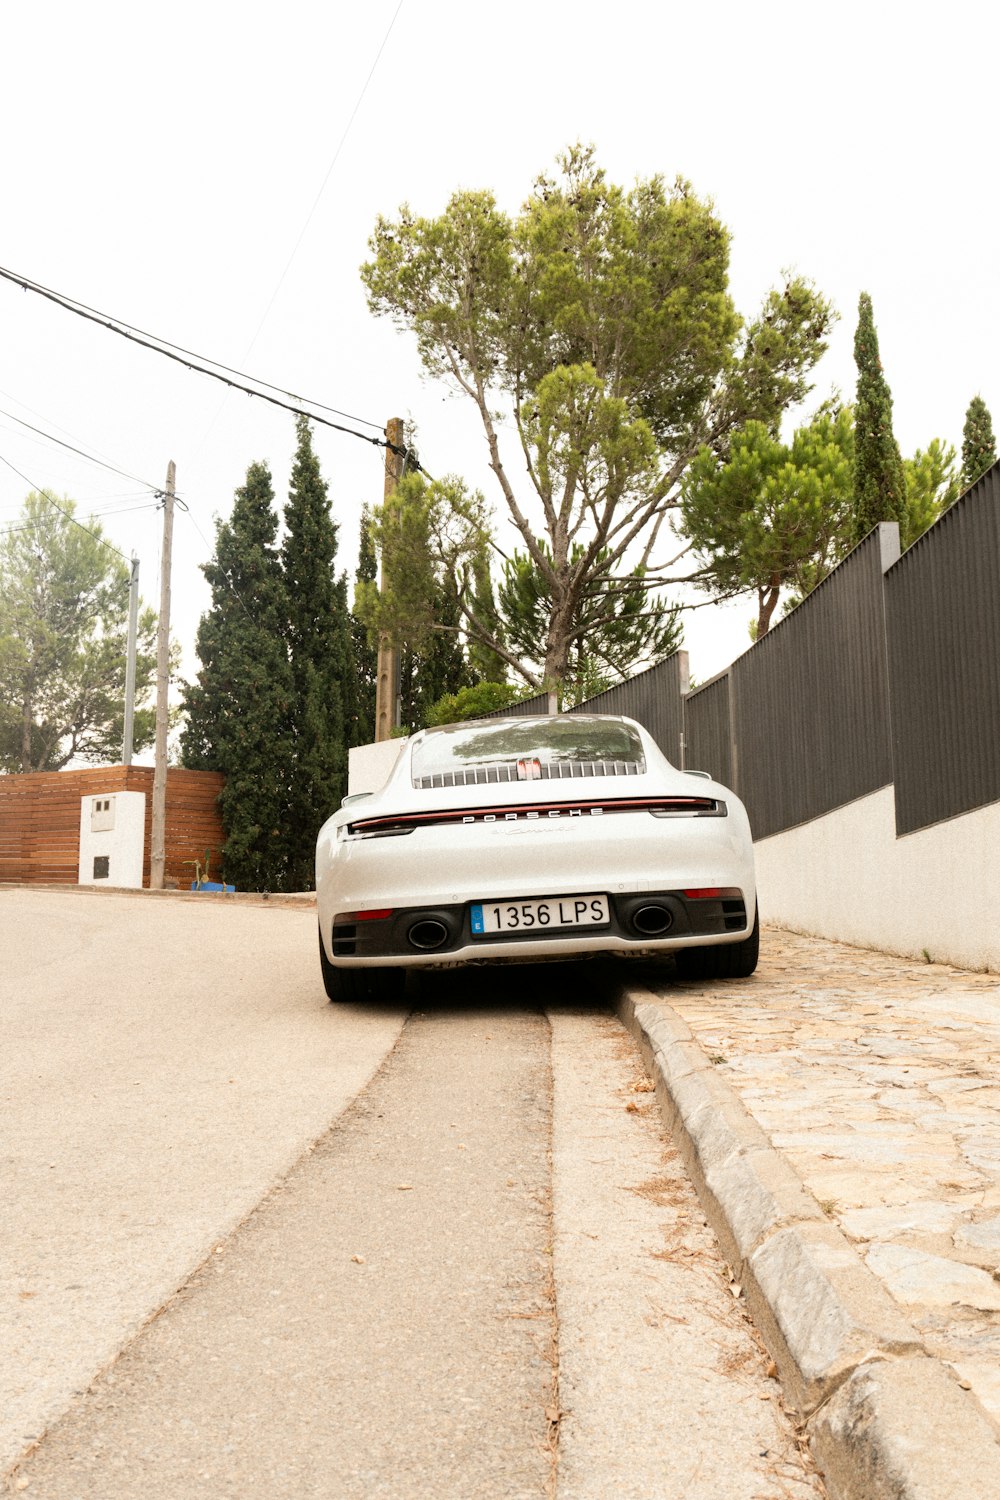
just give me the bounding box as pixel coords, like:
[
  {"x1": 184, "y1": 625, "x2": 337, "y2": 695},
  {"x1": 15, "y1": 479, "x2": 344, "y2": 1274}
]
[{"x1": 2, "y1": 0, "x2": 995, "y2": 750}]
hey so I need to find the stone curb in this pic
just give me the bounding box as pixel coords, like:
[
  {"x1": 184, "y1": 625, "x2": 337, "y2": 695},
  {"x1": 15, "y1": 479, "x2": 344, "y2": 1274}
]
[
  {"x1": 617, "y1": 984, "x2": 1000, "y2": 1500},
  {"x1": 0, "y1": 882, "x2": 316, "y2": 909}
]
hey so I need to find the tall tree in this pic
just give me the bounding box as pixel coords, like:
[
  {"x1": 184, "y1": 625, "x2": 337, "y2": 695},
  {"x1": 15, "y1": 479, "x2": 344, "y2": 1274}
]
[
  {"x1": 181, "y1": 462, "x2": 295, "y2": 890},
  {"x1": 281, "y1": 416, "x2": 353, "y2": 887},
  {"x1": 466, "y1": 544, "x2": 507, "y2": 684},
  {"x1": 398, "y1": 586, "x2": 470, "y2": 732},
  {"x1": 852, "y1": 292, "x2": 907, "y2": 543},
  {"x1": 681, "y1": 410, "x2": 855, "y2": 636},
  {"x1": 350, "y1": 506, "x2": 379, "y2": 745},
  {"x1": 0, "y1": 492, "x2": 155, "y2": 772},
  {"x1": 902, "y1": 438, "x2": 959, "y2": 546},
  {"x1": 496, "y1": 543, "x2": 681, "y2": 698},
  {"x1": 362, "y1": 144, "x2": 832, "y2": 691},
  {"x1": 356, "y1": 471, "x2": 478, "y2": 724},
  {"x1": 961, "y1": 395, "x2": 997, "y2": 489}
]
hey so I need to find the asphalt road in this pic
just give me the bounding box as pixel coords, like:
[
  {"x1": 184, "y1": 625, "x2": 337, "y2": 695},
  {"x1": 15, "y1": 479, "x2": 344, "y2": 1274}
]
[
  {"x1": 3, "y1": 890, "x2": 823, "y2": 1498},
  {"x1": 2, "y1": 888, "x2": 406, "y2": 1476}
]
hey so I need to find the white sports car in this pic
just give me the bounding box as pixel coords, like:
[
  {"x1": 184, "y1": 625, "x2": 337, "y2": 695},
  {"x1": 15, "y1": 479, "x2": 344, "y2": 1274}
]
[{"x1": 316, "y1": 715, "x2": 757, "y2": 1001}]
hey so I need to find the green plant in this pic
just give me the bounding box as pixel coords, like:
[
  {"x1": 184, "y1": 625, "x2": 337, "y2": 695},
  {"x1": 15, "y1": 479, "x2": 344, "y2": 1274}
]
[{"x1": 186, "y1": 847, "x2": 212, "y2": 890}]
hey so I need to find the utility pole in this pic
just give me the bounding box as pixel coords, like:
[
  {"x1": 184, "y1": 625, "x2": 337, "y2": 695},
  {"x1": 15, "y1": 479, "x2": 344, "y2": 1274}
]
[
  {"x1": 374, "y1": 417, "x2": 404, "y2": 742},
  {"x1": 122, "y1": 555, "x2": 140, "y2": 766},
  {"x1": 150, "y1": 461, "x2": 175, "y2": 889}
]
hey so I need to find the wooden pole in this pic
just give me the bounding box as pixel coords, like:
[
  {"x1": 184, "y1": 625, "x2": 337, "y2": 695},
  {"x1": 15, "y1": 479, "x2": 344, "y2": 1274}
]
[
  {"x1": 149, "y1": 461, "x2": 175, "y2": 888},
  {"x1": 374, "y1": 417, "x2": 404, "y2": 742}
]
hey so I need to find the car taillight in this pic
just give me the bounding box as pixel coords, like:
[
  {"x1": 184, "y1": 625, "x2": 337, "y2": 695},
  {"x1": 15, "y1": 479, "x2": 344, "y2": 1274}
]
[
  {"x1": 348, "y1": 796, "x2": 724, "y2": 836},
  {"x1": 346, "y1": 821, "x2": 416, "y2": 839}
]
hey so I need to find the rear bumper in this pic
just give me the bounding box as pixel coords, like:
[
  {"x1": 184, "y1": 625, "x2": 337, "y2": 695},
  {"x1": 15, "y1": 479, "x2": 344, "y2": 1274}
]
[{"x1": 322, "y1": 888, "x2": 751, "y2": 967}]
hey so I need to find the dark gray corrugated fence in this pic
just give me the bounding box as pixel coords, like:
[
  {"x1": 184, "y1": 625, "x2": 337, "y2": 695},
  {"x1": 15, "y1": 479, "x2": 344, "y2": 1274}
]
[
  {"x1": 492, "y1": 690, "x2": 551, "y2": 718},
  {"x1": 729, "y1": 525, "x2": 899, "y2": 840},
  {"x1": 566, "y1": 654, "x2": 688, "y2": 764},
  {"x1": 469, "y1": 473, "x2": 1000, "y2": 842},
  {"x1": 683, "y1": 672, "x2": 733, "y2": 787},
  {"x1": 886, "y1": 465, "x2": 1000, "y2": 835}
]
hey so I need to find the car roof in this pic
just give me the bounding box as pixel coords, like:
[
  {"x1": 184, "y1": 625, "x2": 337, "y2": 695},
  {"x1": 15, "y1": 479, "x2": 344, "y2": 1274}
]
[{"x1": 421, "y1": 713, "x2": 630, "y2": 735}]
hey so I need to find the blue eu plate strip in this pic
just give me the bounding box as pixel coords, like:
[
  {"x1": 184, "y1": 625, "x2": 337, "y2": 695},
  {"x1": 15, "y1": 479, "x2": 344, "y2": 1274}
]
[{"x1": 470, "y1": 904, "x2": 485, "y2": 934}]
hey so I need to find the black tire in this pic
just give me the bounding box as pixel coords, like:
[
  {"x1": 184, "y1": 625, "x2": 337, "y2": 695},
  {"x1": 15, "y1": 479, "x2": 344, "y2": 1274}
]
[
  {"x1": 675, "y1": 907, "x2": 759, "y2": 981},
  {"x1": 319, "y1": 927, "x2": 405, "y2": 1003}
]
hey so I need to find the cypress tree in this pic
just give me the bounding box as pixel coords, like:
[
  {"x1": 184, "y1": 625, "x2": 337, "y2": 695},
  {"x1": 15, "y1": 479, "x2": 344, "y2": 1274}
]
[
  {"x1": 350, "y1": 506, "x2": 378, "y2": 745},
  {"x1": 961, "y1": 395, "x2": 997, "y2": 489},
  {"x1": 852, "y1": 292, "x2": 907, "y2": 543},
  {"x1": 281, "y1": 417, "x2": 354, "y2": 887},
  {"x1": 181, "y1": 462, "x2": 294, "y2": 891},
  {"x1": 466, "y1": 544, "x2": 508, "y2": 684}
]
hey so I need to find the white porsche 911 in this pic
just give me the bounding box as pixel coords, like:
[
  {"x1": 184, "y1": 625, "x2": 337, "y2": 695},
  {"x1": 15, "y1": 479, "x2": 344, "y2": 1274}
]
[{"x1": 315, "y1": 714, "x2": 757, "y2": 1001}]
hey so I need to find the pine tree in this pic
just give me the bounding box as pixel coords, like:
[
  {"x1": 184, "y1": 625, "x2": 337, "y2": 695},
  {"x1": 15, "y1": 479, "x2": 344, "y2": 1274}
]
[
  {"x1": 398, "y1": 586, "x2": 469, "y2": 732},
  {"x1": 281, "y1": 417, "x2": 354, "y2": 887},
  {"x1": 852, "y1": 293, "x2": 907, "y2": 544},
  {"x1": 350, "y1": 506, "x2": 378, "y2": 745},
  {"x1": 961, "y1": 395, "x2": 997, "y2": 489},
  {"x1": 181, "y1": 462, "x2": 294, "y2": 891}
]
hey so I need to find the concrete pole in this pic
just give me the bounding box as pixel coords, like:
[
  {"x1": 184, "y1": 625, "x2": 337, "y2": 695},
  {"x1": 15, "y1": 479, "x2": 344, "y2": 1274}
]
[
  {"x1": 374, "y1": 417, "x2": 404, "y2": 742},
  {"x1": 122, "y1": 555, "x2": 140, "y2": 766},
  {"x1": 149, "y1": 462, "x2": 175, "y2": 888}
]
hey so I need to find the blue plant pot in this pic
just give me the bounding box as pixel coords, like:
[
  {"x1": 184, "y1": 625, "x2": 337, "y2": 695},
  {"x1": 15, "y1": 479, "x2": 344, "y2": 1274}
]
[{"x1": 190, "y1": 881, "x2": 235, "y2": 893}]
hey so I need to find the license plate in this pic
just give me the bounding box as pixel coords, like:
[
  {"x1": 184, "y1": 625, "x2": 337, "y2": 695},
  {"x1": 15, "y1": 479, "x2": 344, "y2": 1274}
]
[{"x1": 470, "y1": 894, "x2": 609, "y2": 935}]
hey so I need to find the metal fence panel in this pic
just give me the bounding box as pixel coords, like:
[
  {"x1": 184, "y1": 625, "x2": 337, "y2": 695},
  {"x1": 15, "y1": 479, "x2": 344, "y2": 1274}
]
[
  {"x1": 731, "y1": 527, "x2": 896, "y2": 840},
  {"x1": 480, "y1": 690, "x2": 551, "y2": 719},
  {"x1": 567, "y1": 652, "x2": 688, "y2": 765},
  {"x1": 683, "y1": 672, "x2": 733, "y2": 787},
  {"x1": 886, "y1": 465, "x2": 1000, "y2": 834}
]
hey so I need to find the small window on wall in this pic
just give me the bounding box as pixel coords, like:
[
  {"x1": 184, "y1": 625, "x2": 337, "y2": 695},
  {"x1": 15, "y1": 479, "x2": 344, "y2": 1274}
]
[{"x1": 93, "y1": 855, "x2": 110, "y2": 879}]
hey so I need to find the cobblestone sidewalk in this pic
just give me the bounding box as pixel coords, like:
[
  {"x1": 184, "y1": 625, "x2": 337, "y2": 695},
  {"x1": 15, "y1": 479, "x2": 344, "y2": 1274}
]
[{"x1": 648, "y1": 927, "x2": 1000, "y2": 1430}]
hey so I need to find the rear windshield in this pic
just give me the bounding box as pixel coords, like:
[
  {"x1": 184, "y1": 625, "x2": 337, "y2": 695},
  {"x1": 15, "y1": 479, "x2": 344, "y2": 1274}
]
[{"x1": 411, "y1": 716, "x2": 645, "y2": 784}]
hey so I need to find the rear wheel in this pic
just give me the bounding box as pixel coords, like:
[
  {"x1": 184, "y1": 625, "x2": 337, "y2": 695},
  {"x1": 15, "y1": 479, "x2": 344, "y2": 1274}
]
[
  {"x1": 319, "y1": 927, "x2": 405, "y2": 1003},
  {"x1": 675, "y1": 907, "x2": 759, "y2": 981}
]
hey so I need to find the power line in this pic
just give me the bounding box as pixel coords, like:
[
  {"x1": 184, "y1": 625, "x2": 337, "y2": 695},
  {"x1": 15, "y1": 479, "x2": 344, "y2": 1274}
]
[
  {"x1": 0, "y1": 264, "x2": 418, "y2": 464},
  {"x1": 0, "y1": 499, "x2": 158, "y2": 534},
  {"x1": 0, "y1": 264, "x2": 383, "y2": 432},
  {"x1": 0, "y1": 404, "x2": 161, "y2": 490},
  {"x1": 0, "y1": 382, "x2": 142, "y2": 473},
  {"x1": 240, "y1": 0, "x2": 406, "y2": 364},
  {"x1": 0, "y1": 452, "x2": 132, "y2": 562}
]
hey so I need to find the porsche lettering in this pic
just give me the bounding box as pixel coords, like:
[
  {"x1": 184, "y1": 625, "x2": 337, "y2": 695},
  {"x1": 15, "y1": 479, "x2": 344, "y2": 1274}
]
[{"x1": 461, "y1": 806, "x2": 605, "y2": 824}]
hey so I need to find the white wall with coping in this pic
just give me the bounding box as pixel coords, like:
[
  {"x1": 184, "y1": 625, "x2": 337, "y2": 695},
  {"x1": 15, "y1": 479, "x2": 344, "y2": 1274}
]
[
  {"x1": 348, "y1": 739, "x2": 406, "y2": 797},
  {"x1": 77, "y1": 791, "x2": 146, "y2": 889},
  {"x1": 754, "y1": 786, "x2": 1000, "y2": 972}
]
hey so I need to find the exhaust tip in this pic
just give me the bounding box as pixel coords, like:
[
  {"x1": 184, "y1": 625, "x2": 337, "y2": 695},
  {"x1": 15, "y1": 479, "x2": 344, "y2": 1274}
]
[
  {"x1": 632, "y1": 904, "x2": 673, "y2": 937},
  {"x1": 408, "y1": 918, "x2": 450, "y2": 951}
]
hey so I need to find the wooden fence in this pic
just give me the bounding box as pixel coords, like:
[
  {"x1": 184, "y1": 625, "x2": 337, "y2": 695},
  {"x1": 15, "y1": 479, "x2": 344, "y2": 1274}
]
[{"x1": 0, "y1": 767, "x2": 225, "y2": 888}]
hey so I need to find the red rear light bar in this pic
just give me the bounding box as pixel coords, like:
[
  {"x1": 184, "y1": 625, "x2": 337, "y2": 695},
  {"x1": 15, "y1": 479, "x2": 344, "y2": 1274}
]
[{"x1": 349, "y1": 796, "x2": 718, "y2": 835}]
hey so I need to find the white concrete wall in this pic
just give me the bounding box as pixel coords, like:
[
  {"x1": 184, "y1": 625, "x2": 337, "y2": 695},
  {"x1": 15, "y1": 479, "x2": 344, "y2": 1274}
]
[
  {"x1": 754, "y1": 786, "x2": 1000, "y2": 972},
  {"x1": 347, "y1": 739, "x2": 405, "y2": 797},
  {"x1": 78, "y1": 791, "x2": 146, "y2": 889}
]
